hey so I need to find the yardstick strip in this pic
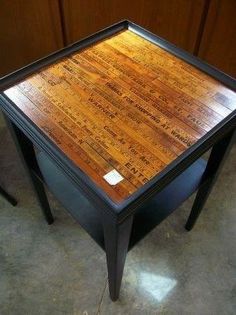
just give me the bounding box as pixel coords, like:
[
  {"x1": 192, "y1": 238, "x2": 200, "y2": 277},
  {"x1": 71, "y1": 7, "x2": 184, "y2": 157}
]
[
  {"x1": 120, "y1": 31, "x2": 236, "y2": 113},
  {"x1": 4, "y1": 88, "x2": 127, "y2": 202},
  {"x1": 4, "y1": 29, "x2": 236, "y2": 203}
]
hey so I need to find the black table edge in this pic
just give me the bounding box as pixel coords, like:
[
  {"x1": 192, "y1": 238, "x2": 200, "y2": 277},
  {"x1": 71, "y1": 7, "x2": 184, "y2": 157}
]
[{"x1": 0, "y1": 20, "x2": 235, "y2": 221}]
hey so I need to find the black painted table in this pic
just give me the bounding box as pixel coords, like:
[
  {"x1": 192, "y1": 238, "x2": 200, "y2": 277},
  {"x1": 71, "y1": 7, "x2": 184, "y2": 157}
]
[{"x1": 0, "y1": 21, "x2": 235, "y2": 301}]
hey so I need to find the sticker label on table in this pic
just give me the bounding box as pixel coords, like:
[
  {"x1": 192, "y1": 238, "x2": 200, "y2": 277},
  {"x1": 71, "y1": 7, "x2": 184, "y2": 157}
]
[{"x1": 103, "y1": 169, "x2": 124, "y2": 185}]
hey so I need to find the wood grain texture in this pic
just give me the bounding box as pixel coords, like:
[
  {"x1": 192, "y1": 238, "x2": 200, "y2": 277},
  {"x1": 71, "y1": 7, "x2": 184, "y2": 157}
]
[
  {"x1": 0, "y1": 0, "x2": 63, "y2": 77},
  {"x1": 61, "y1": 0, "x2": 206, "y2": 53},
  {"x1": 4, "y1": 30, "x2": 236, "y2": 203},
  {"x1": 198, "y1": 0, "x2": 236, "y2": 78}
]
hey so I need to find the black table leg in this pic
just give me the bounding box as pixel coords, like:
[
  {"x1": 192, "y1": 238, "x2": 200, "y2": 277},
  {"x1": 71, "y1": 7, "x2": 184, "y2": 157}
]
[
  {"x1": 0, "y1": 185, "x2": 17, "y2": 206},
  {"x1": 4, "y1": 115, "x2": 54, "y2": 225},
  {"x1": 103, "y1": 214, "x2": 133, "y2": 301},
  {"x1": 29, "y1": 172, "x2": 54, "y2": 224},
  {"x1": 185, "y1": 129, "x2": 235, "y2": 231}
]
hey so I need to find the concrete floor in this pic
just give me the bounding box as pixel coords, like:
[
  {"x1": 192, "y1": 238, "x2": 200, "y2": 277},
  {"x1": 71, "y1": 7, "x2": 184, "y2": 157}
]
[{"x1": 0, "y1": 112, "x2": 235, "y2": 315}]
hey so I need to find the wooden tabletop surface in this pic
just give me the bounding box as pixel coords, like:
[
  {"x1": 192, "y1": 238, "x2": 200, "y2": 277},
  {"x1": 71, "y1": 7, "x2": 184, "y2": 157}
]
[{"x1": 4, "y1": 30, "x2": 236, "y2": 203}]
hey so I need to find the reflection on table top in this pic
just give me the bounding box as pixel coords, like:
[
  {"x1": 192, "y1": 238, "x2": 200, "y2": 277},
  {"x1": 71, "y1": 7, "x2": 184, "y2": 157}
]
[{"x1": 4, "y1": 30, "x2": 236, "y2": 203}]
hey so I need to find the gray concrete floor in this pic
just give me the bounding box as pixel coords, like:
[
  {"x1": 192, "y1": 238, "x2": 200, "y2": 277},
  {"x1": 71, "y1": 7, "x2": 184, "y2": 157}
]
[{"x1": 0, "y1": 112, "x2": 235, "y2": 315}]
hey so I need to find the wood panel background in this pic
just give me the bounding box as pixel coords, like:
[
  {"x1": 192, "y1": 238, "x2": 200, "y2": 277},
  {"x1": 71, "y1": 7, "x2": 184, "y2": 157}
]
[
  {"x1": 0, "y1": 0, "x2": 63, "y2": 77},
  {"x1": 0, "y1": 1, "x2": 235, "y2": 78},
  {"x1": 198, "y1": 0, "x2": 236, "y2": 78},
  {"x1": 61, "y1": 0, "x2": 206, "y2": 53}
]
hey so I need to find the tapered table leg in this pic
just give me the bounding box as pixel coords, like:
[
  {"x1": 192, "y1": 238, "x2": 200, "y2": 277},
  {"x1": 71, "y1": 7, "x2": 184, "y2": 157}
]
[
  {"x1": 103, "y1": 214, "x2": 133, "y2": 301},
  {"x1": 0, "y1": 185, "x2": 17, "y2": 206},
  {"x1": 29, "y1": 172, "x2": 54, "y2": 224},
  {"x1": 186, "y1": 129, "x2": 235, "y2": 231},
  {"x1": 4, "y1": 115, "x2": 54, "y2": 224}
]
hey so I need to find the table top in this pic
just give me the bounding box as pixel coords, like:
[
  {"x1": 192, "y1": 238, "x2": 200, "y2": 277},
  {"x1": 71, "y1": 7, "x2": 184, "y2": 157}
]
[{"x1": 3, "y1": 26, "x2": 236, "y2": 205}]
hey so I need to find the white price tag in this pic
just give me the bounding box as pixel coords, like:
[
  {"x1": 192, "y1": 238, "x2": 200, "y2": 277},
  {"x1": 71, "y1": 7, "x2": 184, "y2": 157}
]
[{"x1": 103, "y1": 169, "x2": 124, "y2": 185}]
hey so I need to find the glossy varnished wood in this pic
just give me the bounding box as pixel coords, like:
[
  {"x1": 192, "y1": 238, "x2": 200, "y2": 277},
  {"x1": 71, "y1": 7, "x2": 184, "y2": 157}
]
[{"x1": 3, "y1": 30, "x2": 236, "y2": 203}]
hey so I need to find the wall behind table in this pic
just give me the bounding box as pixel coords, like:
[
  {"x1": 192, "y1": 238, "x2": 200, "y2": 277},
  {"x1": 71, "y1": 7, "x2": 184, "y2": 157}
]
[
  {"x1": 0, "y1": 0, "x2": 235, "y2": 79},
  {"x1": 198, "y1": 0, "x2": 236, "y2": 78},
  {"x1": 61, "y1": 0, "x2": 206, "y2": 53},
  {"x1": 0, "y1": 0, "x2": 63, "y2": 77}
]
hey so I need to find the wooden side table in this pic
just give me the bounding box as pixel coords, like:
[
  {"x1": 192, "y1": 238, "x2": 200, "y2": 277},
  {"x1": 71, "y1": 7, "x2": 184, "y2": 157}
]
[{"x1": 0, "y1": 21, "x2": 235, "y2": 301}]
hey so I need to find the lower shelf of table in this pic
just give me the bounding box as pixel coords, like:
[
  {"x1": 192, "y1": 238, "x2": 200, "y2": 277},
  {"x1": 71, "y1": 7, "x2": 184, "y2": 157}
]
[{"x1": 36, "y1": 151, "x2": 207, "y2": 251}]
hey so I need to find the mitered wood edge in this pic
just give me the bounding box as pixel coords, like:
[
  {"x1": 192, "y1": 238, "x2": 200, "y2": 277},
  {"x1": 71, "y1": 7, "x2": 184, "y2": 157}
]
[{"x1": 0, "y1": 20, "x2": 235, "y2": 223}]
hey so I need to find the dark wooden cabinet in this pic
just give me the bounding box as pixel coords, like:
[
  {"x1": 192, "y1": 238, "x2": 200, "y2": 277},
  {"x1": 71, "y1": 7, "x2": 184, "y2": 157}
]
[
  {"x1": 198, "y1": 0, "x2": 236, "y2": 78},
  {"x1": 61, "y1": 0, "x2": 206, "y2": 53},
  {"x1": 0, "y1": 0, "x2": 235, "y2": 79},
  {"x1": 0, "y1": 0, "x2": 63, "y2": 77}
]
